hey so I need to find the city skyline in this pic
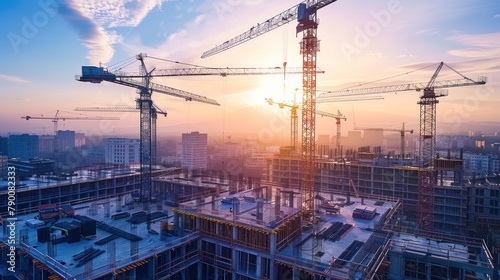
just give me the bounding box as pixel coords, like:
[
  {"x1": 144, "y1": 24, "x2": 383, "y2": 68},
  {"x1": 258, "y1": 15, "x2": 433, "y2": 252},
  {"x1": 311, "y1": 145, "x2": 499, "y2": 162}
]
[{"x1": 1, "y1": 0, "x2": 500, "y2": 143}]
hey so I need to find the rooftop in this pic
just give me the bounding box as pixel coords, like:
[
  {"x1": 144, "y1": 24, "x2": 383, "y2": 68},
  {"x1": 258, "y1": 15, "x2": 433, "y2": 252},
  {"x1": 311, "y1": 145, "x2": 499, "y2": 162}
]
[
  {"x1": 0, "y1": 196, "x2": 184, "y2": 279},
  {"x1": 277, "y1": 195, "x2": 395, "y2": 278}
]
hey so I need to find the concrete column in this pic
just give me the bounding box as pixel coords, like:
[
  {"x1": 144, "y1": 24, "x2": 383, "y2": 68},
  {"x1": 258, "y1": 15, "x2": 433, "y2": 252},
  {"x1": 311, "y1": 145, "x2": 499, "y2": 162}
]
[
  {"x1": 426, "y1": 260, "x2": 431, "y2": 280},
  {"x1": 293, "y1": 267, "x2": 300, "y2": 280},
  {"x1": 232, "y1": 246, "x2": 237, "y2": 280},
  {"x1": 270, "y1": 233, "x2": 277, "y2": 279},
  {"x1": 212, "y1": 195, "x2": 218, "y2": 211},
  {"x1": 233, "y1": 224, "x2": 237, "y2": 240},
  {"x1": 33, "y1": 260, "x2": 40, "y2": 280},
  {"x1": 146, "y1": 257, "x2": 156, "y2": 280},
  {"x1": 257, "y1": 199, "x2": 264, "y2": 224},
  {"x1": 179, "y1": 214, "x2": 185, "y2": 237},
  {"x1": 174, "y1": 211, "x2": 179, "y2": 234},
  {"x1": 214, "y1": 266, "x2": 219, "y2": 280},
  {"x1": 197, "y1": 261, "x2": 203, "y2": 280},
  {"x1": 256, "y1": 255, "x2": 262, "y2": 278},
  {"x1": 181, "y1": 245, "x2": 186, "y2": 280},
  {"x1": 166, "y1": 250, "x2": 171, "y2": 273}
]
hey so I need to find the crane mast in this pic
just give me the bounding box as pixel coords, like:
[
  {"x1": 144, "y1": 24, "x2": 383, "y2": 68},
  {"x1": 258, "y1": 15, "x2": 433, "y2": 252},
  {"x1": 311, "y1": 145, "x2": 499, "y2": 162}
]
[
  {"x1": 297, "y1": 0, "x2": 337, "y2": 221},
  {"x1": 137, "y1": 53, "x2": 154, "y2": 202},
  {"x1": 267, "y1": 98, "x2": 299, "y2": 154},
  {"x1": 75, "y1": 105, "x2": 167, "y2": 166},
  {"x1": 317, "y1": 110, "x2": 346, "y2": 155}
]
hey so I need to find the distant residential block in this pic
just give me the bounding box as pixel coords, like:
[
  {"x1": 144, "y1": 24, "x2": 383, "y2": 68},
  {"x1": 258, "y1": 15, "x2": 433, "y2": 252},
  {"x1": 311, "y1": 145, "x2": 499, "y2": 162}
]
[
  {"x1": 8, "y1": 134, "x2": 39, "y2": 160},
  {"x1": 182, "y1": 132, "x2": 207, "y2": 170},
  {"x1": 104, "y1": 138, "x2": 140, "y2": 164}
]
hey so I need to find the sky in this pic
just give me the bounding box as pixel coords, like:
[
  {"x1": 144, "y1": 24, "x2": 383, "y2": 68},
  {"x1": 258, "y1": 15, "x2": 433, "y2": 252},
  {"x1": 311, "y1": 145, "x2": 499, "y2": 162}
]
[{"x1": 1, "y1": 0, "x2": 499, "y2": 145}]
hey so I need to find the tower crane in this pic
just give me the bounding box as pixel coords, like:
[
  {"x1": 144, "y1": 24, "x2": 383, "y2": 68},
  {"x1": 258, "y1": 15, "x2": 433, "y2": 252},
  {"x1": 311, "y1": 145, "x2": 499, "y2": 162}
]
[
  {"x1": 74, "y1": 105, "x2": 167, "y2": 165},
  {"x1": 317, "y1": 62, "x2": 487, "y2": 231},
  {"x1": 22, "y1": 110, "x2": 119, "y2": 159},
  {"x1": 355, "y1": 123, "x2": 413, "y2": 159},
  {"x1": 77, "y1": 53, "x2": 306, "y2": 202},
  {"x1": 22, "y1": 110, "x2": 120, "y2": 136},
  {"x1": 317, "y1": 110, "x2": 346, "y2": 155},
  {"x1": 203, "y1": 0, "x2": 338, "y2": 221},
  {"x1": 265, "y1": 97, "x2": 346, "y2": 156},
  {"x1": 266, "y1": 98, "x2": 299, "y2": 154},
  {"x1": 267, "y1": 88, "x2": 378, "y2": 156}
]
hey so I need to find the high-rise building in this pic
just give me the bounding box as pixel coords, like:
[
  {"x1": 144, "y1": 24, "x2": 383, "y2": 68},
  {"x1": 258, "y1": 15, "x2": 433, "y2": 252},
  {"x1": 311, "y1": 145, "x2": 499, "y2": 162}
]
[
  {"x1": 104, "y1": 138, "x2": 140, "y2": 164},
  {"x1": 0, "y1": 136, "x2": 8, "y2": 156},
  {"x1": 346, "y1": 130, "x2": 362, "y2": 149},
  {"x1": 57, "y1": 130, "x2": 76, "y2": 152},
  {"x1": 182, "y1": 132, "x2": 207, "y2": 170},
  {"x1": 38, "y1": 135, "x2": 55, "y2": 154},
  {"x1": 75, "y1": 133, "x2": 86, "y2": 147},
  {"x1": 463, "y1": 153, "x2": 498, "y2": 178},
  {"x1": 8, "y1": 134, "x2": 39, "y2": 160},
  {"x1": 0, "y1": 155, "x2": 7, "y2": 178},
  {"x1": 362, "y1": 129, "x2": 384, "y2": 149}
]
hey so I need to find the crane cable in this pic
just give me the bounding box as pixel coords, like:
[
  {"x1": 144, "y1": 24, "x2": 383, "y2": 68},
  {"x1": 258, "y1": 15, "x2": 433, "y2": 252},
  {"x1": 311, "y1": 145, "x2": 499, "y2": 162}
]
[
  {"x1": 148, "y1": 56, "x2": 212, "y2": 69},
  {"x1": 341, "y1": 62, "x2": 440, "y2": 90},
  {"x1": 108, "y1": 56, "x2": 137, "y2": 72}
]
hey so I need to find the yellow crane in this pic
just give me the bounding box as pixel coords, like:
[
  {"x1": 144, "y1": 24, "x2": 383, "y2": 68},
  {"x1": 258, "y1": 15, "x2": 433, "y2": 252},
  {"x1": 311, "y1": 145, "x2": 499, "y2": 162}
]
[{"x1": 267, "y1": 88, "x2": 380, "y2": 156}]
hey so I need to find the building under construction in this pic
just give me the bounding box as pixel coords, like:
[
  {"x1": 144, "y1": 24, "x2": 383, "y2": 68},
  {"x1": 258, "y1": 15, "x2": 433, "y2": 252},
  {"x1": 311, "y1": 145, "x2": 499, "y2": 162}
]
[
  {"x1": 0, "y1": 167, "x2": 496, "y2": 280},
  {"x1": 270, "y1": 152, "x2": 492, "y2": 237}
]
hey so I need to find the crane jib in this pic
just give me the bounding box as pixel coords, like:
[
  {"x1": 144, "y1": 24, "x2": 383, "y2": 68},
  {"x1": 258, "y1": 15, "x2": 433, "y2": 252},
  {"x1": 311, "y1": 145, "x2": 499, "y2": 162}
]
[{"x1": 201, "y1": 0, "x2": 337, "y2": 58}]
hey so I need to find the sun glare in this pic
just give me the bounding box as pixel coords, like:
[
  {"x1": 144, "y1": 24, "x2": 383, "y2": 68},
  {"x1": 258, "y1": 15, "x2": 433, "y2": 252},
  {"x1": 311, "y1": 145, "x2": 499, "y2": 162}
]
[{"x1": 253, "y1": 75, "x2": 302, "y2": 106}]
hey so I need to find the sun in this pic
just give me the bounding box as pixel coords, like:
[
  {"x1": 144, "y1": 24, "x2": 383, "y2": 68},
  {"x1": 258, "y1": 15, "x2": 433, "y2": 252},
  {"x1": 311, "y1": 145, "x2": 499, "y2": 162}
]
[{"x1": 254, "y1": 75, "x2": 302, "y2": 105}]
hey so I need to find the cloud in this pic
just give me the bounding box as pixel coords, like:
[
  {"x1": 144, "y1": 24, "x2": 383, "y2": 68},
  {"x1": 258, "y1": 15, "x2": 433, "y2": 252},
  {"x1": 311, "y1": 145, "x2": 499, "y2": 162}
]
[
  {"x1": 73, "y1": 0, "x2": 167, "y2": 28},
  {"x1": 0, "y1": 74, "x2": 30, "y2": 83},
  {"x1": 59, "y1": 0, "x2": 167, "y2": 64},
  {"x1": 494, "y1": 14, "x2": 500, "y2": 18},
  {"x1": 448, "y1": 32, "x2": 500, "y2": 58}
]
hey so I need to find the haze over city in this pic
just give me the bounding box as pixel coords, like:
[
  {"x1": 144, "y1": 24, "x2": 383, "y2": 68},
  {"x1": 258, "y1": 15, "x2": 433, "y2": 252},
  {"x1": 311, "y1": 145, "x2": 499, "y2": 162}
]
[
  {"x1": 2, "y1": 1, "x2": 500, "y2": 279},
  {"x1": 1, "y1": 0, "x2": 500, "y2": 143}
]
